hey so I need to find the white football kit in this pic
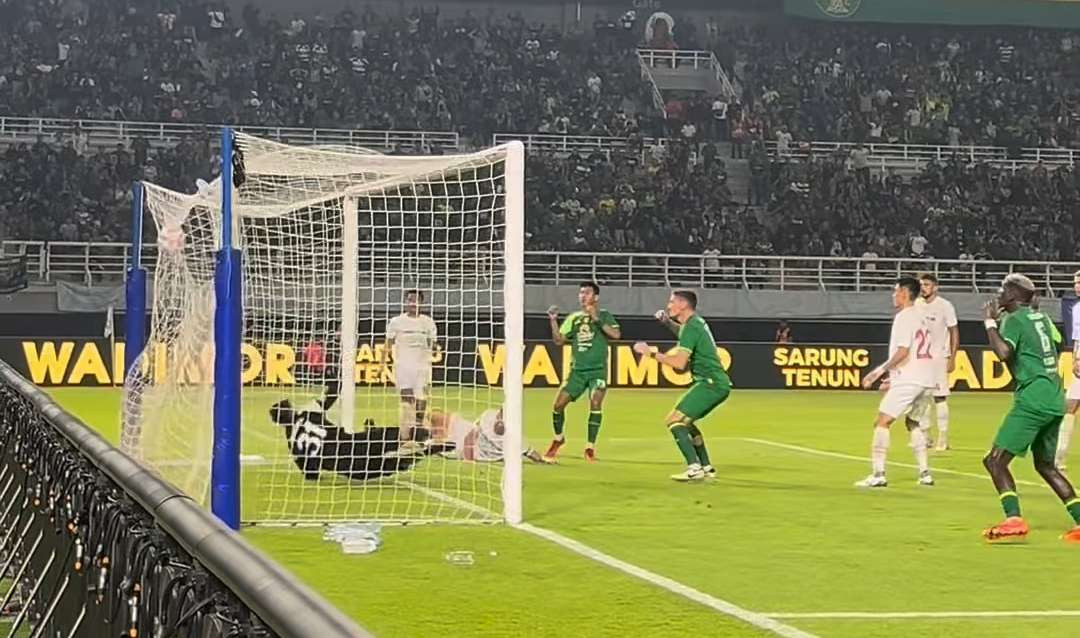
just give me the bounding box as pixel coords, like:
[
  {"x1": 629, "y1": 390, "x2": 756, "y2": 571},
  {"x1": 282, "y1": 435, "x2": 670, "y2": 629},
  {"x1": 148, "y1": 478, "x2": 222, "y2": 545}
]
[
  {"x1": 879, "y1": 306, "x2": 936, "y2": 419},
  {"x1": 1069, "y1": 308, "x2": 1080, "y2": 401},
  {"x1": 916, "y1": 295, "x2": 958, "y2": 398},
  {"x1": 446, "y1": 409, "x2": 504, "y2": 462},
  {"x1": 386, "y1": 313, "x2": 437, "y2": 399}
]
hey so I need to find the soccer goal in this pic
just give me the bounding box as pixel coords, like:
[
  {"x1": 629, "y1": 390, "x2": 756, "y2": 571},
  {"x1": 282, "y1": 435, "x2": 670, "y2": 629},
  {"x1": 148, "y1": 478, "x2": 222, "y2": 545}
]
[{"x1": 122, "y1": 131, "x2": 524, "y2": 527}]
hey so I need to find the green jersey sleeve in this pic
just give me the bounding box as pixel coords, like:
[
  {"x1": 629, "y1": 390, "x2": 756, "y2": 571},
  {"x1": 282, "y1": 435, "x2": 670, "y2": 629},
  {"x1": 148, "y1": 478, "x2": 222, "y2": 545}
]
[
  {"x1": 601, "y1": 310, "x2": 619, "y2": 328},
  {"x1": 1050, "y1": 320, "x2": 1063, "y2": 345},
  {"x1": 559, "y1": 313, "x2": 578, "y2": 337},
  {"x1": 676, "y1": 321, "x2": 698, "y2": 354},
  {"x1": 999, "y1": 313, "x2": 1021, "y2": 350}
]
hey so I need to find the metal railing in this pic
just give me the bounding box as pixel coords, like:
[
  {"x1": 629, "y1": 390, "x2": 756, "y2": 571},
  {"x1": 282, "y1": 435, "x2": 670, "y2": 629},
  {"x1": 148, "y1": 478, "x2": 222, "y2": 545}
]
[
  {"x1": 525, "y1": 252, "x2": 1080, "y2": 294},
  {"x1": 638, "y1": 54, "x2": 669, "y2": 118},
  {"x1": 0, "y1": 359, "x2": 370, "y2": 637},
  {"x1": 492, "y1": 133, "x2": 667, "y2": 154},
  {"x1": 637, "y1": 48, "x2": 715, "y2": 70},
  {"x1": 765, "y1": 140, "x2": 1078, "y2": 171},
  {"x1": 706, "y1": 51, "x2": 738, "y2": 100},
  {"x1": 4, "y1": 240, "x2": 1077, "y2": 294},
  {"x1": 0, "y1": 115, "x2": 459, "y2": 152}
]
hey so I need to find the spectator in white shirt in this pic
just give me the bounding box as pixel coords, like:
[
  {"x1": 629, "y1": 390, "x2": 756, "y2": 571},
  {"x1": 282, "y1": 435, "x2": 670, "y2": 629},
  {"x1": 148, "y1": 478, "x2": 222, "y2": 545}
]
[
  {"x1": 711, "y1": 99, "x2": 728, "y2": 140},
  {"x1": 776, "y1": 127, "x2": 793, "y2": 158},
  {"x1": 910, "y1": 233, "x2": 928, "y2": 257}
]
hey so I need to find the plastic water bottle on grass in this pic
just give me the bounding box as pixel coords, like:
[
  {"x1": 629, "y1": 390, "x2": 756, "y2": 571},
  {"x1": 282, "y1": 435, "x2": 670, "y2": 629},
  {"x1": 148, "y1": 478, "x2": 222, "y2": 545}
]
[
  {"x1": 325, "y1": 524, "x2": 383, "y2": 554},
  {"x1": 444, "y1": 550, "x2": 475, "y2": 566}
]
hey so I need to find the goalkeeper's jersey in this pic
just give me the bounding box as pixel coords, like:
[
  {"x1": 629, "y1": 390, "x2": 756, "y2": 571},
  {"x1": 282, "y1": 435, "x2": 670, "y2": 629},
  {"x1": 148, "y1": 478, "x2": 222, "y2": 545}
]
[{"x1": 275, "y1": 401, "x2": 418, "y2": 481}]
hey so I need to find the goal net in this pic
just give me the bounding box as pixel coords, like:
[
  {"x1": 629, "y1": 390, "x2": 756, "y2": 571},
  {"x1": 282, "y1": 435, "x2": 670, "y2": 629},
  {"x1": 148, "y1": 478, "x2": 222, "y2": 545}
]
[{"x1": 122, "y1": 132, "x2": 524, "y2": 525}]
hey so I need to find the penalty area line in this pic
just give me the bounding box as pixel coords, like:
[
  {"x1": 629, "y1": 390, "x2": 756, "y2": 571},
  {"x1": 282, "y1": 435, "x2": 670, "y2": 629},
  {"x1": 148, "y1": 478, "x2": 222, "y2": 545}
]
[
  {"x1": 399, "y1": 481, "x2": 817, "y2": 638},
  {"x1": 764, "y1": 610, "x2": 1080, "y2": 619},
  {"x1": 739, "y1": 438, "x2": 1046, "y2": 488}
]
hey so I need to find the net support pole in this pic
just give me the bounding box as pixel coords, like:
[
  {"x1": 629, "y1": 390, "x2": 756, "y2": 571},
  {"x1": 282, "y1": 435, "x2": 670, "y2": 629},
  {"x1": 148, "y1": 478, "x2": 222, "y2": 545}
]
[
  {"x1": 123, "y1": 182, "x2": 147, "y2": 432},
  {"x1": 502, "y1": 141, "x2": 525, "y2": 525},
  {"x1": 339, "y1": 196, "x2": 359, "y2": 433},
  {"x1": 212, "y1": 127, "x2": 242, "y2": 530}
]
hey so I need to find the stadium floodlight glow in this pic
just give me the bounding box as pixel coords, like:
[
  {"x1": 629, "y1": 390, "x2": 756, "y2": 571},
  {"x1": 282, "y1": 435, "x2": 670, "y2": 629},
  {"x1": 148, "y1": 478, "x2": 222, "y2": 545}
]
[{"x1": 122, "y1": 131, "x2": 524, "y2": 526}]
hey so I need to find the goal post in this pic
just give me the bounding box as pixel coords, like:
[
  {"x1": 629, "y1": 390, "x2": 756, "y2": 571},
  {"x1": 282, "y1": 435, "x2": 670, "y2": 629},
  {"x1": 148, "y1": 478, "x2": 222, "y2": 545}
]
[
  {"x1": 502, "y1": 142, "x2": 524, "y2": 525},
  {"x1": 212, "y1": 126, "x2": 243, "y2": 530},
  {"x1": 122, "y1": 130, "x2": 526, "y2": 527}
]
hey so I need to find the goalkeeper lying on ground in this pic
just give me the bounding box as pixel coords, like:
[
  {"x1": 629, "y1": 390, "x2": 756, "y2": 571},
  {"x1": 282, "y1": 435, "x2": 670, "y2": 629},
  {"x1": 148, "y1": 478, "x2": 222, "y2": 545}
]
[
  {"x1": 269, "y1": 398, "x2": 450, "y2": 482},
  {"x1": 270, "y1": 391, "x2": 543, "y2": 481}
]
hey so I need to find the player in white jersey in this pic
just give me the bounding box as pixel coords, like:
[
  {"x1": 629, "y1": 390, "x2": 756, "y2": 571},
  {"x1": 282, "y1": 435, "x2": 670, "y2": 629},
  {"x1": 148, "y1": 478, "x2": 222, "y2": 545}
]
[
  {"x1": 1055, "y1": 271, "x2": 1080, "y2": 470},
  {"x1": 855, "y1": 277, "x2": 937, "y2": 488},
  {"x1": 916, "y1": 273, "x2": 959, "y2": 451},
  {"x1": 427, "y1": 408, "x2": 543, "y2": 463},
  {"x1": 386, "y1": 290, "x2": 437, "y2": 441}
]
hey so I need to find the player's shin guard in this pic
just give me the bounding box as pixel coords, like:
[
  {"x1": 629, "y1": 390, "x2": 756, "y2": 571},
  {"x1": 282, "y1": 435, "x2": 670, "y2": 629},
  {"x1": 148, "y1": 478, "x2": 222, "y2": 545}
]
[
  {"x1": 687, "y1": 424, "x2": 711, "y2": 467},
  {"x1": 552, "y1": 411, "x2": 566, "y2": 440},
  {"x1": 1057, "y1": 414, "x2": 1075, "y2": 468},
  {"x1": 871, "y1": 426, "x2": 890, "y2": 475},
  {"x1": 586, "y1": 411, "x2": 602, "y2": 447},
  {"x1": 669, "y1": 424, "x2": 701, "y2": 466},
  {"x1": 909, "y1": 426, "x2": 929, "y2": 473}
]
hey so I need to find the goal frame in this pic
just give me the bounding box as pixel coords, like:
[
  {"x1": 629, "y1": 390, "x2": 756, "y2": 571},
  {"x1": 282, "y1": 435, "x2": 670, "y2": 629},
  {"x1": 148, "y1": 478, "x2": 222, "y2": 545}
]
[{"x1": 125, "y1": 128, "x2": 525, "y2": 529}]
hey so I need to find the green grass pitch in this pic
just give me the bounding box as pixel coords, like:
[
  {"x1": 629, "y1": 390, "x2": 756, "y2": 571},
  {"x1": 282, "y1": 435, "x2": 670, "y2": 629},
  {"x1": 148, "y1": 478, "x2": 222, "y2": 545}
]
[{"x1": 46, "y1": 387, "x2": 1080, "y2": 638}]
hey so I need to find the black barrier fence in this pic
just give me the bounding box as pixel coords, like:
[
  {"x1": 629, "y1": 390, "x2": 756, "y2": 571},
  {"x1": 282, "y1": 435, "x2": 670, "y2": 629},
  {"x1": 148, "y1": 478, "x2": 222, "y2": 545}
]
[
  {"x1": 0, "y1": 360, "x2": 370, "y2": 638},
  {"x1": 4, "y1": 338, "x2": 1076, "y2": 391}
]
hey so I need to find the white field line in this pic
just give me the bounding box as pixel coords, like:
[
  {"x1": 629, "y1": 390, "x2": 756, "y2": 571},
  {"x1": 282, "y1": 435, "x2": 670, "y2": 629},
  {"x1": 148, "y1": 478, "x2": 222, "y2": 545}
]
[
  {"x1": 739, "y1": 437, "x2": 1046, "y2": 488},
  {"x1": 765, "y1": 610, "x2": 1080, "y2": 619},
  {"x1": 400, "y1": 481, "x2": 817, "y2": 638}
]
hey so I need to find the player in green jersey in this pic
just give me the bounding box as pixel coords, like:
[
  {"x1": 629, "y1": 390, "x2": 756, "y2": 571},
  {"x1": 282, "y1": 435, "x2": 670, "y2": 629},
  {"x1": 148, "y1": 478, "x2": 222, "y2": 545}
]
[
  {"x1": 981, "y1": 274, "x2": 1080, "y2": 543},
  {"x1": 634, "y1": 290, "x2": 731, "y2": 482},
  {"x1": 543, "y1": 282, "x2": 621, "y2": 463}
]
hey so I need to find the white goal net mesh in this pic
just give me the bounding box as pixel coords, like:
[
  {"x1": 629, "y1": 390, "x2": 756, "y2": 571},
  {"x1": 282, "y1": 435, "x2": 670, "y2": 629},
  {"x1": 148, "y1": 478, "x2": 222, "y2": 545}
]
[{"x1": 122, "y1": 132, "x2": 522, "y2": 524}]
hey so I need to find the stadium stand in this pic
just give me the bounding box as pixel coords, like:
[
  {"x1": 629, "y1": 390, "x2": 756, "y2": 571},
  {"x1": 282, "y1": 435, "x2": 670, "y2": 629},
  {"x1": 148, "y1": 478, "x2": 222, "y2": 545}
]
[
  {"x1": 712, "y1": 22, "x2": 1080, "y2": 148},
  {"x1": 1, "y1": 2, "x2": 1079, "y2": 260}
]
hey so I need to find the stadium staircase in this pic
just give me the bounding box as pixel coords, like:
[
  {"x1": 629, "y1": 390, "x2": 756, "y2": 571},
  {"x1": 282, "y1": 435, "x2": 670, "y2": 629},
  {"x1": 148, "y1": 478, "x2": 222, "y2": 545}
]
[{"x1": 636, "y1": 49, "x2": 739, "y2": 99}]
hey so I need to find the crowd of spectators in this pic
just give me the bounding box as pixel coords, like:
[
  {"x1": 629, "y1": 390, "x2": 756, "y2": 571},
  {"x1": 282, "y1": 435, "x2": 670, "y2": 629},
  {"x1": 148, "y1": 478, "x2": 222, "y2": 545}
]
[
  {"x1": 3, "y1": 0, "x2": 1080, "y2": 263},
  {"x1": 0, "y1": 0, "x2": 658, "y2": 143},
  {"x1": 0, "y1": 131, "x2": 212, "y2": 243},
  {"x1": 526, "y1": 140, "x2": 739, "y2": 253},
  {"x1": 764, "y1": 152, "x2": 1080, "y2": 261},
  {"x1": 722, "y1": 22, "x2": 1080, "y2": 150}
]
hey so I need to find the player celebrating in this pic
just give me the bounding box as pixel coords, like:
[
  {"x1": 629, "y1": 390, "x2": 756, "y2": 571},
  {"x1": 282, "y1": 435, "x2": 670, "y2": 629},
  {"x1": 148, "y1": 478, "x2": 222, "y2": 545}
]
[
  {"x1": 981, "y1": 274, "x2": 1080, "y2": 543},
  {"x1": 633, "y1": 289, "x2": 729, "y2": 482},
  {"x1": 916, "y1": 273, "x2": 959, "y2": 451},
  {"x1": 386, "y1": 290, "x2": 437, "y2": 441},
  {"x1": 428, "y1": 408, "x2": 544, "y2": 463},
  {"x1": 269, "y1": 398, "x2": 446, "y2": 482},
  {"x1": 1055, "y1": 271, "x2": 1080, "y2": 470},
  {"x1": 856, "y1": 277, "x2": 936, "y2": 488},
  {"x1": 543, "y1": 282, "x2": 621, "y2": 463}
]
